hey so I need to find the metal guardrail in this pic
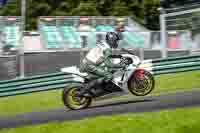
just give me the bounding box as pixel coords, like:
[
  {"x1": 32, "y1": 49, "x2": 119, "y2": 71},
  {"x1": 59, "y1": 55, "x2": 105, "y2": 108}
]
[
  {"x1": 154, "y1": 66, "x2": 200, "y2": 75},
  {"x1": 0, "y1": 55, "x2": 200, "y2": 98},
  {"x1": 152, "y1": 55, "x2": 200, "y2": 63},
  {"x1": 142, "y1": 55, "x2": 200, "y2": 75},
  {"x1": 0, "y1": 73, "x2": 82, "y2": 97}
]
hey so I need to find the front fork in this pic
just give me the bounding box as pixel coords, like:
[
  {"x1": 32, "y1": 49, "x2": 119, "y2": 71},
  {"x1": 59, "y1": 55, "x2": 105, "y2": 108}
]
[{"x1": 112, "y1": 70, "x2": 130, "y2": 93}]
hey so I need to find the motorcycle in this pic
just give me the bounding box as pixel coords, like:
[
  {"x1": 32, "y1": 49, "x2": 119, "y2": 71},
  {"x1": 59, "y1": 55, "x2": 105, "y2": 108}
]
[{"x1": 61, "y1": 48, "x2": 155, "y2": 110}]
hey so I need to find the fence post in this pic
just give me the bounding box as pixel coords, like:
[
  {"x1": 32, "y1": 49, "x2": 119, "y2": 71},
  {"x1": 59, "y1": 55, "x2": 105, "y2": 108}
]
[
  {"x1": 160, "y1": 8, "x2": 167, "y2": 58},
  {"x1": 18, "y1": 45, "x2": 25, "y2": 78},
  {"x1": 18, "y1": 29, "x2": 25, "y2": 78},
  {"x1": 19, "y1": 0, "x2": 26, "y2": 78},
  {"x1": 139, "y1": 48, "x2": 144, "y2": 60},
  {"x1": 80, "y1": 35, "x2": 87, "y2": 66}
]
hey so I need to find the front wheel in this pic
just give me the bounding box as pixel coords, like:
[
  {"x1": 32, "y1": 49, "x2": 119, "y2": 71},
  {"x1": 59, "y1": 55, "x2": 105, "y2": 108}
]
[
  {"x1": 62, "y1": 85, "x2": 92, "y2": 110},
  {"x1": 128, "y1": 69, "x2": 155, "y2": 96}
]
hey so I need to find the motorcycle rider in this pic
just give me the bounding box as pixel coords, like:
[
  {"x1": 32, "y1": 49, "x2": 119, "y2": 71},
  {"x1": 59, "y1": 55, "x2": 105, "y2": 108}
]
[{"x1": 79, "y1": 29, "x2": 128, "y2": 97}]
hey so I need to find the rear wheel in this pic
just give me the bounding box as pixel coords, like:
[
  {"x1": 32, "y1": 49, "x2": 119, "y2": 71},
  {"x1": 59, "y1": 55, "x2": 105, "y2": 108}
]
[
  {"x1": 128, "y1": 69, "x2": 155, "y2": 96},
  {"x1": 62, "y1": 86, "x2": 92, "y2": 110}
]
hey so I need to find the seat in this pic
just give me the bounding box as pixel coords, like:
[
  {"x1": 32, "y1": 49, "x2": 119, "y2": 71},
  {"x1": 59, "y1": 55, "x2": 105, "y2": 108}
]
[{"x1": 61, "y1": 66, "x2": 88, "y2": 77}]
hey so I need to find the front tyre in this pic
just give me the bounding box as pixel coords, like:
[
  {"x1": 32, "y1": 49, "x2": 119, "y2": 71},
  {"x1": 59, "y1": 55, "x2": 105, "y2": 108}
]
[
  {"x1": 62, "y1": 86, "x2": 92, "y2": 110},
  {"x1": 128, "y1": 69, "x2": 155, "y2": 96}
]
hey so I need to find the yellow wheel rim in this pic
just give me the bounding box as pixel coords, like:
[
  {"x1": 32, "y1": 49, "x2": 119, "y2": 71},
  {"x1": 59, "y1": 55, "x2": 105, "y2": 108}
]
[
  {"x1": 66, "y1": 87, "x2": 89, "y2": 109},
  {"x1": 68, "y1": 88, "x2": 86, "y2": 105},
  {"x1": 130, "y1": 75, "x2": 152, "y2": 95}
]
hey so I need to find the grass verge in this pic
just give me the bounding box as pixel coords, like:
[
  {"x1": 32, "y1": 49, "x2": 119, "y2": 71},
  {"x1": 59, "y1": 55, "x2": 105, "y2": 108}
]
[
  {"x1": 1, "y1": 106, "x2": 200, "y2": 133},
  {"x1": 0, "y1": 71, "x2": 200, "y2": 116}
]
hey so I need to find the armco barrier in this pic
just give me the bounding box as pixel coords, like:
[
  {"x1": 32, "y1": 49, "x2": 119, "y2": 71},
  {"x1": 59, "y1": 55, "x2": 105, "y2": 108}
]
[
  {"x1": 141, "y1": 54, "x2": 200, "y2": 68},
  {"x1": 153, "y1": 58, "x2": 200, "y2": 66},
  {"x1": 0, "y1": 55, "x2": 200, "y2": 98},
  {"x1": 152, "y1": 55, "x2": 200, "y2": 63},
  {"x1": 0, "y1": 73, "x2": 83, "y2": 97},
  {"x1": 154, "y1": 66, "x2": 200, "y2": 75},
  {"x1": 153, "y1": 62, "x2": 200, "y2": 71}
]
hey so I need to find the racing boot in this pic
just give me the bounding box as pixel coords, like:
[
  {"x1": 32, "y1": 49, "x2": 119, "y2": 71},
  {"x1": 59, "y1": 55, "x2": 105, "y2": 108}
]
[
  {"x1": 79, "y1": 80, "x2": 97, "y2": 97},
  {"x1": 79, "y1": 78, "x2": 105, "y2": 97}
]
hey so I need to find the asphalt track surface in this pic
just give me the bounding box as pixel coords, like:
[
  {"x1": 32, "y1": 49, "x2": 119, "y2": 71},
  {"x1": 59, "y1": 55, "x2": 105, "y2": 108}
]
[{"x1": 1, "y1": 89, "x2": 200, "y2": 129}]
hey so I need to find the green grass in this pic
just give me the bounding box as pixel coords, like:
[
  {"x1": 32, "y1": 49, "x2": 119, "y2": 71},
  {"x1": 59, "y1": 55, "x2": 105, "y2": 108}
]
[
  {"x1": 154, "y1": 70, "x2": 200, "y2": 93},
  {"x1": 0, "y1": 71, "x2": 200, "y2": 116},
  {"x1": 0, "y1": 90, "x2": 62, "y2": 116},
  {"x1": 1, "y1": 106, "x2": 200, "y2": 133}
]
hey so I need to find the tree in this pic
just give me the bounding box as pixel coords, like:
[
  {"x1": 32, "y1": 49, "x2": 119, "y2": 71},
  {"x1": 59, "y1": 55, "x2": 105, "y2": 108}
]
[
  {"x1": 110, "y1": 0, "x2": 131, "y2": 16},
  {"x1": 0, "y1": 0, "x2": 161, "y2": 30},
  {"x1": 70, "y1": 2, "x2": 100, "y2": 16},
  {"x1": 27, "y1": 1, "x2": 51, "y2": 29},
  {"x1": 96, "y1": 0, "x2": 112, "y2": 15},
  {"x1": 144, "y1": 3, "x2": 160, "y2": 30},
  {"x1": 0, "y1": 0, "x2": 20, "y2": 16}
]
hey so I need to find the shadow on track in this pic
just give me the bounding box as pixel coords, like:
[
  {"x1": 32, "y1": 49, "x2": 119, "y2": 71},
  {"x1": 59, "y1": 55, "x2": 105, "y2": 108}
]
[{"x1": 89, "y1": 98, "x2": 155, "y2": 109}]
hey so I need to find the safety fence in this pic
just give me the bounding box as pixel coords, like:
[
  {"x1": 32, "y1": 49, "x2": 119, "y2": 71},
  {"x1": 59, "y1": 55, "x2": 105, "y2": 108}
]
[
  {"x1": 141, "y1": 54, "x2": 200, "y2": 75},
  {"x1": 0, "y1": 55, "x2": 200, "y2": 98},
  {"x1": 0, "y1": 72, "x2": 74, "y2": 97}
]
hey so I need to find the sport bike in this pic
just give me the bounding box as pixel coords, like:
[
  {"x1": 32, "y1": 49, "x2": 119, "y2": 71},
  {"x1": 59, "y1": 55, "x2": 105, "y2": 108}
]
[{"x1": 61, "y1": 49, "x2": 155, "y2": 110}]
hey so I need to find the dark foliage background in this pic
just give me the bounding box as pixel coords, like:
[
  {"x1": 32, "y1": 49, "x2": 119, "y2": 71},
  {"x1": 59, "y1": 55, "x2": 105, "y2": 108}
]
[{"x1": 0, "y1": 0, "x2": 160, "y2": 30}]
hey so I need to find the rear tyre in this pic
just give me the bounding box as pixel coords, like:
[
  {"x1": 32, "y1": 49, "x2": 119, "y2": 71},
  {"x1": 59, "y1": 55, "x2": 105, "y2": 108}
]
[
  {"x1": 128, "y1": 69, "x2": 155, "y2": 96},
  {"x1": 62, "y1": 86, "x2": 92, "y2": 110}
]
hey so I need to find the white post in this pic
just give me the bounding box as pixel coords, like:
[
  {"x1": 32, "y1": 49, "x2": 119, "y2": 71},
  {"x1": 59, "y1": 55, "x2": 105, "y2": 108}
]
[
  {"x1": 19, "y1": 0, "x2": 26, "y2": 78},
  {"x1": 160, "y1": 8, "x2": 167, "y2": 58},
  {"x1": 139, "y1": 48, "x2": 144, "y2": 60},
  {"x1": 80, "y1": 34, "x2": 87, "y2": 66}
]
